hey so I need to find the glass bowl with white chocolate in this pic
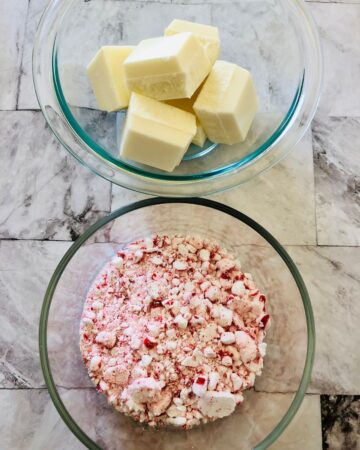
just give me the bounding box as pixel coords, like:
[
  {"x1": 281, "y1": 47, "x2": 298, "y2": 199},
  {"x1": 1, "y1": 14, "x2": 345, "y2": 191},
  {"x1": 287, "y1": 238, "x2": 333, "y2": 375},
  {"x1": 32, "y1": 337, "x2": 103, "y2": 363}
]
[
  {"x1": 34, "y1": 0, "x2": 322, "y2": 195},
  {"x1": 40, "y1": 198, "x2": 315, "y2": 449}
]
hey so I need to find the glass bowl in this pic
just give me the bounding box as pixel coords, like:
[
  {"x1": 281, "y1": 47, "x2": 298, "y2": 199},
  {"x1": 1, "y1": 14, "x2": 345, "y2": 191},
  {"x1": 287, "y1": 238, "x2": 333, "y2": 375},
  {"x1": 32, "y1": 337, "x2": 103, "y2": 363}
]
[
  {"x1": 33, "y1": 0, "x2": 322, "y2": 196},
  {"x1": 39, "y1": 198, "x2": 315, "y2": 450}
]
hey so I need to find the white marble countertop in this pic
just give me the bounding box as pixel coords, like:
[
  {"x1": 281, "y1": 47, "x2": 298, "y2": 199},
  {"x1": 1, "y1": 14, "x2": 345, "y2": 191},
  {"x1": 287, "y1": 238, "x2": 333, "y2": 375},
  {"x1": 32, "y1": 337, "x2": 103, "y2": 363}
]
[{"x1": 0, "y1": 0, "x2": 359, "y2": 449}]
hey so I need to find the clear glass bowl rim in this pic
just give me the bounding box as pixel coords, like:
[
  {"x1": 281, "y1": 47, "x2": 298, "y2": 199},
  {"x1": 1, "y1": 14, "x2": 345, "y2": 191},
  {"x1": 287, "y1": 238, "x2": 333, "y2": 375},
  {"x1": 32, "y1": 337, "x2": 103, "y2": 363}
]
[
  {"x1": 39, "y1": 197, "x2": 316, "y2": 450},
  {"x1": 33, "y1": 0, "x2": 323, "y2": 196}
]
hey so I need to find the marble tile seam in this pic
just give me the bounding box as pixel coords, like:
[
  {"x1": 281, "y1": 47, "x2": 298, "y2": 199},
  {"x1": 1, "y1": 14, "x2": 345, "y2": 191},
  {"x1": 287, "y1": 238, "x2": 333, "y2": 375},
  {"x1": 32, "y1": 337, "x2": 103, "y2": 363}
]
[
  {"x1": 7, "y1": 108, "x2": 40, "y2": 112},
  {"x1": 0, "y1": 238, "x2": 77, "y2": 243},
  {"x1": 0, "y1": 387, "x2": 47, "y2": 391}
]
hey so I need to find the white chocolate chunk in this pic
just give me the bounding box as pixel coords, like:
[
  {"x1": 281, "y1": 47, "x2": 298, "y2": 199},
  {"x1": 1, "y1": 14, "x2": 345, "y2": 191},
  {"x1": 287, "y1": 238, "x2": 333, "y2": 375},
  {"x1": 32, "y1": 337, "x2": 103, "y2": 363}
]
[
  {"x1": 166, "y1": 86, "x2": 207, "y2": 147},
  {"x1": 166, "y1": 102, "x2": 206, "y2": 147},
  {"x1": 194, "y1": 61, "x2": 259, "y2": 145},
  {"x1": 87, "y1": 46, "x2": 134, "y2": 112},
  {"x1": 124, "y1": 33, "x2": 211, "y2": 101},
  {"x1": 165, "y1": 19, "x2": 220, "y2": 65},
  {"x1": 120, "y1": 93, "x2": 196, "y2": 172},
  {"x1": 192, "y1": 124, "x2": 207, "y2": 147},
  {"x1": 198, "y1": 391, "x2": 236, "y2": 418}
]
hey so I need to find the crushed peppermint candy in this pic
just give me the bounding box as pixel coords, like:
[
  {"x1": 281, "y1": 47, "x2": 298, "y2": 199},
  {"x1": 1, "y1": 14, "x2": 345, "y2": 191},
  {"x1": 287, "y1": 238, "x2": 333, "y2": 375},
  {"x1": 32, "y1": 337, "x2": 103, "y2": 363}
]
[{"x1": 80, "y1": 234, "x2": 270, "y2": 429}]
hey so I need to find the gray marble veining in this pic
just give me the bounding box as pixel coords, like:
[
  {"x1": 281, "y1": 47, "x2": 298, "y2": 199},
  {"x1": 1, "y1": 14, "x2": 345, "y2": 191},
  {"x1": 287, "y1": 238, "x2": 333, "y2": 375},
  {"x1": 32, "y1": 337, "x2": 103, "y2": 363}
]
[
  {"x1": 0, "y1": 388, "x2": 321, "y2": 450},
  {"x1": 0, "y1": 241, "x2": 71, "y2": 388},
  {"x1": 287, "y1": 246, "x2": 360, "y2": 395},
  {"x1": 313, "y1": 116, "x2": 360, "y2": 247},
  {"x1": 0, "y1": 0, "x2": 28, "y2": 110},
  {"x1": 308, "y1": 3, "x2": 360, "y2": 117},
  {"x1": 0, "y1": 111, "x2": 111, "y2": 240},
  {"x1": 0, "y1": 390, "x2": 85, "y2": 450},
  {"x1": 120, "y1": 1, "x2": 211, "y2": 43},
  {"x1": 17, "y1": 0, "x2": 49, "y2": 110},
  {"x1": 112, "y1": 132, "x2": 317, "y2": 246},
  {"x1": 212, "y1": 132, "x2": 316, "y2": 246}
]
